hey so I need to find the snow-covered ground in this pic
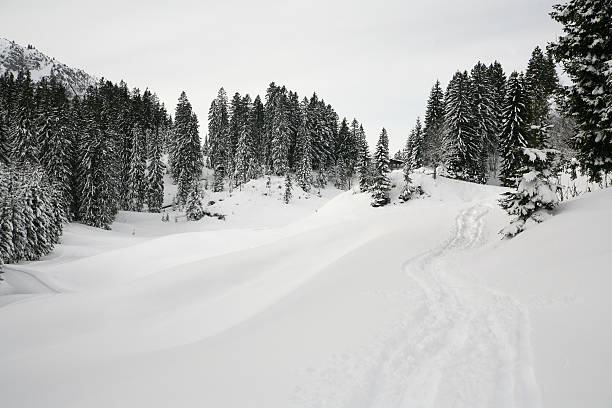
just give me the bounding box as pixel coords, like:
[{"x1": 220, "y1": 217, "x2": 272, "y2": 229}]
[{"x1": 0, "y1": 171, "x2": 609, "y2": 407}]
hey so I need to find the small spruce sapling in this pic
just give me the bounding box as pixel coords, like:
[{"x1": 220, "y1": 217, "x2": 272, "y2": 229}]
[
  {"x1": 185, "y1": 181, "x2": 205, "y2": 221},
  {"x1": 499, "y1": 147, "x2": 559, "y2": 237}
]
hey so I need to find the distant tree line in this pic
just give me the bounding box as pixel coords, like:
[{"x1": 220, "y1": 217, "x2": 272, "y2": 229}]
[{"x1": 203, "y1": 83, "x2": 369, "y2": 194}]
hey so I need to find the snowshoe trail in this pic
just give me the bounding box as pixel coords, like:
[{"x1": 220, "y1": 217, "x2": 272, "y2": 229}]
[
  {"x1": 354, "y1": 204, "x2": 539, "y2": 408},
  {"x1": 368, "y1": 204, "x2": 541, "y2": 408},
  {"x1": 294, "y1": 204, "x2": 542, "y2": 408}
]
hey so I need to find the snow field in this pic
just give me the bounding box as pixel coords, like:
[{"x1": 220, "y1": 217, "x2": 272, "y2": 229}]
[{"x1": 0, "y1": 171, "x2": 609, "y2": 407}]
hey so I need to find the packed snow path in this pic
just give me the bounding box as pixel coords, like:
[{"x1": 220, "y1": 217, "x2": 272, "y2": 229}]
[{"x1": 366, "y1": 205, "x2": 541, "y2": 408}]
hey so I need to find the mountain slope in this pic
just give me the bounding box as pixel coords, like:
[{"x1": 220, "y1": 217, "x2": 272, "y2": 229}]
[{"x1": 0, "y1": 38, "x2": 96, "y2": 95}]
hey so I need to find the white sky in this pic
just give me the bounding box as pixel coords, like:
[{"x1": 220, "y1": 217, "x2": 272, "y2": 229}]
[{"x1": 1, "y1": 0, "x2": 562, "y2": 152}]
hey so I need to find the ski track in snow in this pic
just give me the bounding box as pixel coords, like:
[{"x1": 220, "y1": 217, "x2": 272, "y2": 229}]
[
  {"x1": 2, "y1": 265, "x2": 60, "y2": 294},
  {"x1": 295, "y1": 204, "x2": 542, "y2": 408}
]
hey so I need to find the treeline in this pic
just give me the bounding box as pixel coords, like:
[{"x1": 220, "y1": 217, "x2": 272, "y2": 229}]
[
  {"x1": 204, "y1": 83, "x2": 369, "y2": 193},
  {"x1": 397, "y1": 46, "x2": 560, "y2": 186},
  {"x1": 0, "y1": 71, "x2": 171, "y2": 267}
]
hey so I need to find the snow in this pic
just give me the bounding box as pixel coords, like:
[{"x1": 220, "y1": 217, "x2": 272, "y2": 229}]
[{"x1": 0, "y1": 171, "x2": 610, "y2": 407}]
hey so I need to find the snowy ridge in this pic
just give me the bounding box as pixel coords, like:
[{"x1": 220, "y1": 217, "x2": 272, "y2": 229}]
[{"x1": 0, "y1": 38, "x2": 96, "y2": 95}]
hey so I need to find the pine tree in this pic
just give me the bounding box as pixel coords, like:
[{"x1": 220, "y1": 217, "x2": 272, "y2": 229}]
[
  {"x1": 409, "y1": 117, "x2": 424, "y2": 170},
  {"x1": 128, "y1": 124, "x2": 147, "y2": 211},
  {"x1": 471, "y1": 61, "x2": 497, "y2": 180},
  {"x1": 76, "y1": 85, "x2": 119, "y2": 229},
  {"x1": 309, "y1": 95, "x2": 334, "y2": 173},
  {"x1": 269, "y1": 87, "x2": 291, "y2": 175},
  {"x1": 499, "y1": 72, "x2": 529, "y2": 187},
  {"x1": 228, "y1": 92, "x2": 249, "y2": 180},
  {"x1": 37, "y1": 81, "x2": 74, "y2": 217},
  {"x1": 443, "y1": 71, "x2": 481, "y2": 182},
  {"x1": 208, "y1": 88, "x2": 230, "y2": 191},
  {"x1": 487, "y1": 61, "x2": 507, "y2": 176},
  {"x1": 524, "y1": 46, "x2": 559, "y2": 148},
  {"x1": 550, "y1": 0, "x2": 611, "y2": 182},
  {"x1": 78, "y1": 109, "x2": 117, "y2": 229},
  {"x1": 403, "y1": 128, "x2": 414, "y2": 170},
  {"x1": 422, "y1": 80, "x2": 445, "y2": 177},
  {"x1": 371, "y1": 128, "x2": 391, "y2": 207},
  {"x1": 173, "y1": 92, "x2": 202, "y2": 204},
  {"x1": 0, "y1": 197, "x2": 14, "y2": 269},
  {"x1": 284, "y1": 173, "x2": 293, "y2": 204},
  {"x1": 146, "y1": 129, "x2": 165, "y2": 212},
  {"x1": 234, "y1": 120, "x2": 250, "y2": 187},
  {"x1": 286, "y1": 91, "x2": 302, "y2": 169},
  {"x1": 185, "y1": 180, "x2": 205, "y2": 221},
  {"x1": 10, "y1": 71, "x2": 38, "y2": 165},
  {"x1": 499, "y1": 147, "x2": 558, "y2": 237},
  {"x1": 115, "y1": 82, "x2": 134, "y2": 210},
  {"x1": 0, "y1": 104, "x2": 10, "y2": 165},
  {"x1": 0, "y1": 166, "x2": 15, "y2": 268},
  {"x1": 333, "y1": 118, "x2": 355, "y2": 189},
  {"x1": 248, "y1": 95, "x2": 265, "y2": 175},
  {"x1": 296, "y1": 99, "x2": 312, "y2": 191},
  {"x1": 357, "y1": 125, "x2": 371, "y2": 192}
]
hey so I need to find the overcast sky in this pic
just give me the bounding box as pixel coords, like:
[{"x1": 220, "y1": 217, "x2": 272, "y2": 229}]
[{"x1": 1, "y1": 0, "x2": 562, "y2": 151}]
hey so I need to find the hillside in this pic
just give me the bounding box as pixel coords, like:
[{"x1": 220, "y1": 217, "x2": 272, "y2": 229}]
[
  {"x1": 0, "y1": 38, "x2": 96, "y2": 95},
  {"x1": 0, "y1": 172, "x2": 609, "y2": 407}
]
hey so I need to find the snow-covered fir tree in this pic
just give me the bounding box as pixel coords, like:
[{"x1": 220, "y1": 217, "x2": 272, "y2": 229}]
[
  {"x1": 333, "y1": 118, "x2": 356, "y2": 189},
  {"x1": 208, "y1": 88, "x2": 229, "y2": 191},
  {"x1": 499, "y1": 147, "x2": 559, "y2": 237},
  {"x1": 471, "y1": 61, "x2": 497, "y2": 180},
  {"x1": 443, "y1": 71, "x2": 482, "y2": 182},
  {"x1": 423, "y1": 80, "x2": 445, "y2": 178},
  {"x1": 234, "y1": 122, "x2": 250, "y2": 188},
  {"x1": 284, "y1": 173, "x2": 293, "y2": 204},
  {"x1": 499, "y1": 72, "x2": 529, "y2": 187},
  {"x1": 185, "y1": 180, "x2": 205, "y2": 221},
  {"x1": 409, "y1": 117, "x2": 424, "y2": 171},
  {"x1": 248, "y1": 95, "x2": 265, "y2": 177},
  {"x1": 297, "y1": 99, "x2": 312, "y2": 192},
  {"x1": 524, "y1": 46, "x2": 559, "y2": 148},
  {"x1": 486, "y1": 61, "x2": 507, "y2": 176},
  {"x1": 77, "y1": 90, "x2": 118, "y2": 229},
  {"x1": 128, "y1": 124, "x2": 147, "y2": 211},
  {"x1": 0, "y1": 107, "x2": 9, "y2": 165},
  {"x1": 146, "y1": 129, "x2": 165, "y2": 213},
  {"x1": 371, "y1": 128, "x2": 391, "y2": 207},
  {"x1": 36, "y1": 78, "x2": 74, "y2": 216},
  {"x1": 172, "y1": 92, "x2": 202, "y2": 205},
  {"x1": 357, "y1": 125, "x2": 371, "y2": 192},
  {"x1": 10, "y1": 73, "x2": 38, "y2": 165},
  {"x1": 286, "y1": 91, "x2": 302, "y2": 170},
  {"x1": 0, "y1": 164, "x2": 65, "y2": 268},
  {"x1": 550, "y1": 0, "x2": 611, "y2": 182},
  {"x1": 269, "y1": 87, "x2": 291, "y2": 176}
]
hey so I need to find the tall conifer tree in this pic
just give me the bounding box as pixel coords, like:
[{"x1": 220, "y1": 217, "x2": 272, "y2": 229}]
[
  {"x1": 443, "y1": 71, "x2": 481, "y2": 182},
  {"x1": 550, "y1": 0, "x2": 611, "y2": 181},
  {"x1": 499, "y1": 72, "x2": 529, "y2": 187},
  {"x1": 371, "y1": 128, "x2": 391, "y2": 207}
]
